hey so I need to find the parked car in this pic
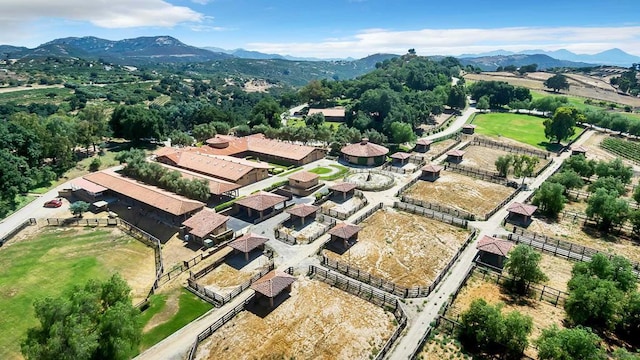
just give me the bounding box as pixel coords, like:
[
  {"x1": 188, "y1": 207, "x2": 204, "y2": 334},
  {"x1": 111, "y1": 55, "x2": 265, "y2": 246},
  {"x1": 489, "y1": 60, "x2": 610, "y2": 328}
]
[{"x1": 43, "y1": 199, "x2": 63, "y2": 208}]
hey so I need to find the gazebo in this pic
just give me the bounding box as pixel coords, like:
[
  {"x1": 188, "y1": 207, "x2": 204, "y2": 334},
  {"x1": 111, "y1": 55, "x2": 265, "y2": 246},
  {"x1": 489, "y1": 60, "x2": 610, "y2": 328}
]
[
  {"x1": 462, "y1": 124, "x2": 477, "y2": 135},
  {"x1": 390, "y1": 152, "x2": 412, "y2": 166},
  {"x1": 181, "y1": 209, "x2": 229, "y2": 245},
  {"x1": 228, "y1": 232, "x2": 269, "y2": 261},
  {"x1": 421, "y1": 164, "x2": 444, "y2": 181},
  {"x1": 507, "y1": 202, "x2": 538, "y2": 226},
  {"x1": 476, "y1": 235, "x2": 514, "y2": 269},
  {"x1": 287, "y1": 171, "x2": 320, "y2": 196},
  {"x1": 570, "y1": 145, "x2": 587, "y2": 156},
  {"x1": 234, "y1": 191, "x2": 287, "y2": 222},
  {"x1": 286, "y1": 204, "x2": 319, "y2": 226},
  {"x1": 328, "y1": 222, "x2": 362, "y2": 247},
  {"x1": 414, "y1": 138, "x2": 433, "y2": 153},
  {"x1": 251, "y1": 270, "x2": 296, "y2": 307},
  {"x1": 329, "y1": 182, "x2": 357, "y2": 201},
  {"x1": 446, "y1": 149, "x2": 466, "y2": 163},
  {"x1": 340, "y1": 138, "x2": 389, "y2": 166}
]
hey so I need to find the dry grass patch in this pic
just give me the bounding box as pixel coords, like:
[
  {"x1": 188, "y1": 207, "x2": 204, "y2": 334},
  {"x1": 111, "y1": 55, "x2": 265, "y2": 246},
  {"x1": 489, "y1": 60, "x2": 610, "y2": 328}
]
[
  {"x1": 196, "y1": 254, "x2": 271, "y2": 294},
  {"x1": 461, "y1": 145, "x2": 549, "y2": 174},
  {"x1": 325, "y1": 208, "x2": 470, "y2": 287},
  {"x1": 405, "y1": 172, "x2": 514, "y2": 217},
  {"x1": 417, "y1": 332, "x2": 472, "y2": 360},
  {"x1": 426, "y1": 138, "x2": 458, "y2": 157},
  {"x1": 524, "y1": 216, "x2": 640, "y2": 263},
  {"x1": 195, "y1": 277, "x2": 396, "y2": 360},
  {"x1": 538, "y1": 253, "x2": 575, "y2": 292}
]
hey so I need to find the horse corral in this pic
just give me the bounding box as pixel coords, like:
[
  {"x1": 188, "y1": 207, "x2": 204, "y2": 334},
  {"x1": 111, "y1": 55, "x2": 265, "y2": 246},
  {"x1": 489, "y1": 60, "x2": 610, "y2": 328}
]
[
  {"x1": 324, "y1": 208, "x2": 470, "y2": 287},
  {"x1": 194, "y1": 277, "x2": 396, "y2": 360},
  {"x1": 461, "y1": 145, "x2": 549, "y2": 174}
]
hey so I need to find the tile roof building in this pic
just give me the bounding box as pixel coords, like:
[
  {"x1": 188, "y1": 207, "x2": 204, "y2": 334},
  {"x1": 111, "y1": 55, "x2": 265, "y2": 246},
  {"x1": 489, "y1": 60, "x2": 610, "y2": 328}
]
[
  {"x1": 307, "y1": 107, "x2": 346, "y2": 121},
  {"x1": 341, "y1": 138, "x2": 389, "y2": 166},
  {"x1": 506, "y1": 202, "x2": 538, "y2": 226},
  {"x1": 233, "y1": 191, "x2": 288, "y2": 222},
  {"x1": 251, "y1": 270, "x2": 296, "y2": 307},
  {"x1": 228, "y1": 232, "x2": 268, "y2": 260},
  {"x1": 287, "y1": 171, "x2": 321, "y2": 196},
  {"x1": 329, "y1": 222, "x2": 361, "y2": 247},
  {"x1": 286, "y1": 204, "x2": 319, "y2": 225},
  {"x1": 181, "y1": 209, "x2": 229, "y2": 244},
  {"x1": 476, "y1": 235, "x2": 514, "y2": 269}
]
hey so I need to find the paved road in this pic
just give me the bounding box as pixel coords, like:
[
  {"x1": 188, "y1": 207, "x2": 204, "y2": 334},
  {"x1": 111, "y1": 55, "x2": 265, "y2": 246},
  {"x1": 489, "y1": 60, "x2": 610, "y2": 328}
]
[{"x1": 424, "y1": 104, "x2": 477, "y2": 141}]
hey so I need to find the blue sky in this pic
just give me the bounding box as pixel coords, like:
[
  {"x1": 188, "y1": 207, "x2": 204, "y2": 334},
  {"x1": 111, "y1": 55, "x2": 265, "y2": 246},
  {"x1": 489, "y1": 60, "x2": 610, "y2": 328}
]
[{"x1": 1, "y1": 0, "x2": 639, "y2": 58}]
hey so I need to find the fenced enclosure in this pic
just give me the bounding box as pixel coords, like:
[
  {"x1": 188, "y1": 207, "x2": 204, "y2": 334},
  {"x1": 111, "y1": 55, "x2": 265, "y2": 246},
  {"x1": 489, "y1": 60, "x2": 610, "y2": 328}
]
[
  {"x1": 469, "y1": 138, "x2": 550, "y2": 159},
  {"x1": 430, "y1": 138, "x2": 462, "y2": 161},
  {"x1": 393, "y1": 201, "x2": 469, "y2": 229},
  {"x1": 274, "y1": 214, "x2": 337, "y2": 245},
  {"x1": 482, "y1": 187, "x2": 522, "y2": 221},
  {"x1": 320, "y1": 195, "x2": 369, "y2": 220},
  {"x1": 395, "y1": 175, "x2": 421, "y2": 197},
  {"x1": 352, "y1": 202, "x2": 385, "y2": 225},
  {"x1": 399, "y1": 195, "x2": 476, "y2": 220},
  {"x1": 443, "y1": 162, "x2": 509, "y2": 186}
]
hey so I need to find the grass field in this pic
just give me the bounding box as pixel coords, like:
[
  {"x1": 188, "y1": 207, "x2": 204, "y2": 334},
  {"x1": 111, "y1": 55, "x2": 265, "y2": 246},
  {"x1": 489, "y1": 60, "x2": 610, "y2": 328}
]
[
  {"x1": 0, "y1": 227, "x2": 155, "y2": 360},
  {"x1": 0, "y1": 87, "x2": 72, "y2": 104},
  {"x1": 472, "y1": 112, "x2": 577, "y2": 151},
  {"x1": 138, "y1": 288, "x2": 212, "y2": 353}
]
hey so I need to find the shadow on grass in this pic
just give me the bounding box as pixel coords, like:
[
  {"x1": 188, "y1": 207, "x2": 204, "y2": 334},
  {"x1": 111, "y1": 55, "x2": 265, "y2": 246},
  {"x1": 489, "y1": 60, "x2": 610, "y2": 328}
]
[{"x1": 537, "y1": 141, "x2": 565, "y2": 152}]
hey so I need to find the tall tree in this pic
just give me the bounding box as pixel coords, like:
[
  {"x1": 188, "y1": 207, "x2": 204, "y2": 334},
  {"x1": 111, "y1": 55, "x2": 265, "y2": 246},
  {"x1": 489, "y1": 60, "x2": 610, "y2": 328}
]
[
  {"x1": 586, "y1": 188, "x2": 629, "y2": 231},
  {"x1": 536, "y1": 325, "x2": 605, "y2": 360},
  {"x1": 544, "y1": 74, "x2": 570, "y2": 92},
  {"x1": 495, "y1": 155, "x2": 513, "y2": 177},
  {"x1": 504, "y1": 244, "x2": 548, "y2": 294},
  {"x1": 447, "y1": 84, "x2": 467, "y2": 111},
  {"x1": 532, "y1": 182, "x2": 566, "y2": 217},
  {"x1": 543, "y1": 106, "x2": 582, "y2": 143}
]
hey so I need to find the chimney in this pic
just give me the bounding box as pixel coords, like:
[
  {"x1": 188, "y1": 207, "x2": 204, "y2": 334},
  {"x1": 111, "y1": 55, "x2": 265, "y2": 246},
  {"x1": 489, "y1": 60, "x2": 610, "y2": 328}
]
[{"x1": 360, "y1": 138, "x2": 369, "y2": 145}]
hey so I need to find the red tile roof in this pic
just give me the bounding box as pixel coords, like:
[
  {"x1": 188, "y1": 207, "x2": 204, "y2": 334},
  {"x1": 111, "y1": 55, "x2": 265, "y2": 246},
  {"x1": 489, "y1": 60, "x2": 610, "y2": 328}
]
[
  {"x1": 228, "y1": 233, "x2": 268, "y2": 253},
  {"x1": 182, "y1": 209, "x2": 228, "y2": 238},
  {"x1": 157, "y1": 150, "x2": 267, "y2": 182},
  {"x1": 507, "y1": 202, "x2": 538, "y2": 216},
  {"x1": 288, "y1": 171, "x2": 319, "y2": 183},
  {"x1": 83, "y1": 171, "x2": 204, "y2": 216},
  {"x1": 205, "y1": 137, "x2": 229, "y2": 146},
  {"x1": 329, "y1": 182, "x2": 357, "y2": 193},
  {"x1": 329, "y1": 222, "x2": 362, "y2": 239},
  {"x1": 571, "y1": 145, "x2": 587, "y2": 153},
  {"x1": 447, "y1": 149, "x2": 466, "y2": 157},
  {"x1": 307, "y1": 107, "x2": 346, "y2": 118},
  {"x1": 341, "y1": 140, "x2": 389, "y2": 158},
  {"x1": 235, "y1": 191, "x2": 287, "y2": 211},
  {"x1": 287, "y1": 204, "x2": 319, "y2": 218},
  {"x1": 198, "y1": 134, "x2": 320, "y2": 162},
  {"x1": 390, "y1": 152, "x2": 412, "y2": 160},
  {"x1": 416, "y1": 139, "x2": 433, "y2": 146},
  {"x1": 177, "y1": 171, "x2": 241, "y2": 195},
  {"x1": 421, "y1": 164, "x2": 444, "y2": 173},
  {"x1": 71, "y1": 177, "x2": 108, "y2": 194},
  {"x1": 477, "y1": 235, "x2": 514, "y2": 257},
  {"x1": 251, "y1": 270, "x2": 296, "y2": 298}
]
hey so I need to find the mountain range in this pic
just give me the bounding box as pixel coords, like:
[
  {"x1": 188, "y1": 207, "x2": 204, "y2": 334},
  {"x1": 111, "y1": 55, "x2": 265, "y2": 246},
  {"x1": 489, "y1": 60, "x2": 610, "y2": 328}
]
[{"x1": 459, "y1": 48, "x2": 640, "y2": 67}]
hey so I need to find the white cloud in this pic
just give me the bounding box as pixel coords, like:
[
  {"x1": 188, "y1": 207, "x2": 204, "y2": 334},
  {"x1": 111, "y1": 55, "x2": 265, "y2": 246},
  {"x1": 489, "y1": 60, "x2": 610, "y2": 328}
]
[
  {"x1": 247, "y1": 26, "x2": 640, "y2": 58},
  {"x1": 190, "y1": 25, "x2": 229, "y2": 32},
  {"x1": 0, "y1": 0, "x2": 203, "y2": 29},
  {"x1": 191, "y1": 0, "x2": 213, "y2": 4}
]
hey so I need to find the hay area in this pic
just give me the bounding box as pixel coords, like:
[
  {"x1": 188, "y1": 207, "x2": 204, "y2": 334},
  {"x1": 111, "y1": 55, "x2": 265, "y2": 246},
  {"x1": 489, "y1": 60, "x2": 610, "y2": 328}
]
[
  {"x1": 524, "y1": 216, "x2": 640, "y2": 263},
  {"x1": 197, "y1": 253, "x2": 271, "y2": 294},
  {"x1": 195, "y1": 277, "x2": 396, "y2": 360},
  {"x1": 404, "y1": 172, "x2": 514, "y2": 217},
  {"x1": 537, "y1": 253, "x2": 576, "y2": 293},
  {"x1": 324, "y1": 208, "x2": 470, "y2": 287},
  {"x1": 461, "y1": 145, "x2": 549, "y2": 174},
  {"x1": 447, "y1": 273, "x2": 566, "y2": 357}
]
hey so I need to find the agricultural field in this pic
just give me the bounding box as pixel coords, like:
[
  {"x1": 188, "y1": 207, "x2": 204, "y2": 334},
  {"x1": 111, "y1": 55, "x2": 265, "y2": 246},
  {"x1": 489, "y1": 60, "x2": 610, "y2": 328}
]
[
  {"x1": 404, "y1": 172, "x2": 514, "y2": 218},
  {"x1": 0, "y1": 86, "x2": 71, "y2": 104},
  {"x1": 0, "y1": 227, "x2": 156, "y2": 360},
  {"x1": 461, "y1": 145, "x2": 550, "y2": 174},
  {"x1": 324, "y1": 208, "x2": 470, "y2": 287},
  {"x1": 194, "y1": 277, "x2": 396, "y2": 360},
  {"x1": 600, "y1": 137, "x2": 640, "y2": 163},
  {"x1": 472, "y1": 112, "x2": 578, "y2": 151}
]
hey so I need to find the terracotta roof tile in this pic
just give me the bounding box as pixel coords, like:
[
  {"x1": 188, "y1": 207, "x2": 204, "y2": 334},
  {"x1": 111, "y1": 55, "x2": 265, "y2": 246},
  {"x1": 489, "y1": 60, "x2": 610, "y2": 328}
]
[
  {"x1": 178, "y1": 172, "x2": 241, "y2": 195},
  {"x1": 507, "y1": 202, "x2": 538, "y2": 216},
  {"x1": 83, "y1": 171, "x2": 204, "y2": 216},
  {"x1": 71, "y1": 177, "x2": 108, "y2": 194},
  {"x1": 157, "y1": 150, "x2": 265, "y2": 182},
  {"x1": 182, "y1": 209, "x2": 228, "y2": 238},
  {"x1": 307, "y1": 107, "x2": 345, "y2": 118},
  {"x1": 329, "y1": 222, "x2": 361, "y2": 239},
  {"x1": 235, "y1": 191, "x2": 287, "y2": 211},
  {"x1": 288, "y1": 171, "x2": 319, "y2": 183},
  {"x1": 416, "y1": 139, "x2": 433, "y2": 146},
  {"x1": 228, "y1": 233, "x2": 268, "y2": 253},
  {"x1": 341, "y1": 140, "x2": 389, "y2": 158},
  {"x1": 571, "y1": 145, "x2": 587, "y2": 153},
  {"x1": 251, "y1": 270, "x2": 296, "y2": 298},
  {"x1": 462, "y1": 124, "x2": 477, "y2": 129},
  {"x1": 287, "y1": 204, "x2": 319, "y2": 218},
  {"x1": 198, "y1": 134, "x2": 320, "y2": 162},
  {"x1": 447, "y1": 149, "x2": 466, "y2": 157},
  {"x1": 477, "y1": 235, "x2": 514, "y2": 257},
  {"x1": 329, "y1": 182, "x2": 357, "y2": 193},
  {"x1": 421, "y1": 164, "x2": 444, "y2": 173},
  {"x1": 390, "y1": 152, "x2": 412, "y2": 160}
]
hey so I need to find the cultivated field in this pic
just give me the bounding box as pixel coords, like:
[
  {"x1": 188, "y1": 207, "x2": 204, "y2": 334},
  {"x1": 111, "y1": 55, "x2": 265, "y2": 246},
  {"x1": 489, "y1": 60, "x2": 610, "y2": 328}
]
[
  {"x1": 0, "y1": 227, "x2": 155, "y2": 360},
  {"x1": 195, "y1": 277, "x2": 396, "y2": 360},
  {"x1": 324, "y1": 208, "x2": 470, "y2": 287},
  {"x1": 405, "y1": 172, "x2": 514, "y2": 217},
  {"x1": 461, "y1": 145, "x2": 549, "y2": 174}
]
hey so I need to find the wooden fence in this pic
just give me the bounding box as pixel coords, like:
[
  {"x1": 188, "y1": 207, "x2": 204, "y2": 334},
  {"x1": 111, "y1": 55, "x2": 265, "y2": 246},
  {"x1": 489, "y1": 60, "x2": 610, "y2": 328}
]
[
  {"x1": 400, "y1": 195, "x2": 476, "y2": 220},
  {"x1": 320, "y1": 195, "x2": 369, "y2": 220},
  {"x1": 395, "y1": 175, "x2": 421, "y2": 197},
  {"x1": 482, "y1": 187, "x2": 523, "y2": 221},
  {"x1": 393, "y1": 201, "x2": 469, "y2": 229},
  {"x1": 443, "y1": 162, "x2": 510, "y2": 186},
  {"x1": 0, "y1": 217, "x2": 36, "y2": 246},
  {"x1": 352, "y1": 202, "x2": 385, "y2": 225},
  {"x1": 470, "y1": 138, "x2": 550, "y2": 159},
  {"x1": 430, "y1": 138, "x2": 462, "y2": 161}
]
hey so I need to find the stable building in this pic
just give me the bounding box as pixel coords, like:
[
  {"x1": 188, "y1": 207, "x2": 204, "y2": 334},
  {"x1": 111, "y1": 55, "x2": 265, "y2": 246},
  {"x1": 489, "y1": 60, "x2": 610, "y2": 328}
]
[
  {"x1": 462, "y1": 124, "x2": 477, "y2": 135},
  {"x1": 286, "y1": 203, "x2": 319, "y2": 226},
  {"x1": 233, "y1": 191, "x2": 288, "y2": 222},
  {"x1": 476, "y1": 235, "x2": 514, "y2": 270},
  {"x1": 390, "y1": 152, "x2": 412, "y2": 166},
  {"x1": 341, "y1": 138, "x2": 389, "y2": 166},
  {"x1": 251, "y1": 270, "x2": 296, "y2": 308},
  {"x1": 329, "y1": 182, "x2": 357, "y2": 201},
  {"x1": 287, "y1": 171, "x2": 321, "y2": 196},
  {"x1": 70, "y1": 177, "x2": 108, "y2": 204},
  {"x1": 506, "y1": 202, "x2": 538, "y2": 227},
  {"x1": 421, "y1": 164, "x2": 444, "y2": 181},
  {"x1": 307, "y1": 107, "x2": 346, "y2": 122},
  {"x1": 228, "y1": 232, "x2": 269, "y2": 261},
  {"x1": 446, "y1": 149, "x2": 466, "y2": 163},
  {"x1": 328, "y1": 222, "x2": 362, "y2": 247},
  {"x1": 181, "y1": 209, "x2": 229, "y2": 246},
  {"x1": 570, "y1": 145, "x2": 587, "y2": 156},
  {"x1": 414, "y1": 138, "x2": 433, "y2": 153}
]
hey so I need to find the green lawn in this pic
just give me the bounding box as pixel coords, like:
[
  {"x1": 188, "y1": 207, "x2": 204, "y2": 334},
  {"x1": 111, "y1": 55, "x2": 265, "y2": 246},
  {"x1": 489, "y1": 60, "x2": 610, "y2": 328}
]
[
  {"x1": 313, "y1": 164, "x2": 349, "y2": 181},
  {"x1": 0, "y1": 227, "x2": 153, "y2": 360},
  {"x1": 308, "y1": 166, "x2": 332, "y2": 175},
  {"x1": 3, "y1": 194, "x2": 37, "y2": 218},
  {"x1": 285, "y1": 117, "x2": 342, "y2": 131},
  {"x1": 472, "y1": 112, "x2": 578, "y2": 151},
  {"x1": 530, "y1": 91, "x2": 639, "y2": 121},
  {"x1": 138, "y1": 288, "x2": 212, "y2": 352}
]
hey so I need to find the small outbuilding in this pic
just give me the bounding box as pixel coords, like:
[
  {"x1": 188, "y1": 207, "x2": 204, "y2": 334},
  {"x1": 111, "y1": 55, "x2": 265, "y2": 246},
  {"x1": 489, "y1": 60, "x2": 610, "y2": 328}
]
[
  {"x1": 341, "y1": 138, "x2": 389, "y2": 166},
  {"x1": 421, "y1": 164, "x2": 444, "y2": 181},
  {"x1": 286, "y1": 203, "x2": 319, "y2": 226},
  {"x1": 234, "y1": 191, "x2": 287, "y2": 222},
  {"x1": 446, "y1": 149, "x2": 466, "y2": 163},
  {"x1": 70, "y1": 177, "x2": 108, "y2": 203},
  {"x1": 462, "y1": 124, "x2": 477, "y2": 135},
  {"x1": 476, "y1": 235, "x2": 514, "y2": 269},
  {"x1": 390, "y1": 152, "x2": 412, "y2": 166},
  {"x1": 228, "y1": 232, "x2": 269, "y2": 261},
  {"x1": 287, "y1": 171, "x2": 321, "y2": 196},
  {"x1": 181, "y1": 209, "x2": 229, "y2": 245},
  {"x1": 307, "y1": 107, "x2": 346, "y2": 122},
  {"x1": 506, "y1": 202, "x2": 538, "y2": 226},
  {"x1": 414, "y1": 138, "x2": 433, "y2": 153},
  {"x1": 251, "y1": 270, "x2": 296, "y2": 307},
  {"x1": 328, "y1": 222, "x2": 362, "y2": 247},
  {"x1": 329, "y1": 182, "x2": 357, "y2": 201},
  {"x1": 570, "y1": 145, "x2": 587, "y2": 156}
]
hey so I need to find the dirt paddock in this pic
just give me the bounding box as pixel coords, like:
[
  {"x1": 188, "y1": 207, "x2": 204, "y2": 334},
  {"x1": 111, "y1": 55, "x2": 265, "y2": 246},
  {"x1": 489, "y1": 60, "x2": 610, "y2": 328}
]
[
  {"x1": 195, "y1": 276, "x2": 396, "y2": 360},
  {"x1": 404, "y1": 172, "x2": 514, "y2": 217},
  {"x1": 324, "y1": 208, "x2": 470, "y2": 287},
  {"x1": 461, "y1": 145, "x2": 549, "y2": 175}
]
